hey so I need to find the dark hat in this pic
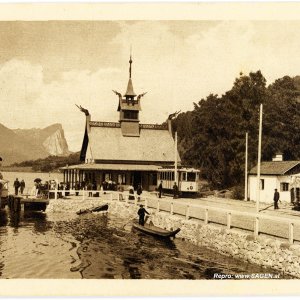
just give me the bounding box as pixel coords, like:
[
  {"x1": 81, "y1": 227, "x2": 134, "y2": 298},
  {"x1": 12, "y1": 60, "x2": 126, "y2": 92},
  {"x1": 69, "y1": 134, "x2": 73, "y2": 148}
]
[{"x1": 140, "y1": 204, "x2": 143, "y2": 208}]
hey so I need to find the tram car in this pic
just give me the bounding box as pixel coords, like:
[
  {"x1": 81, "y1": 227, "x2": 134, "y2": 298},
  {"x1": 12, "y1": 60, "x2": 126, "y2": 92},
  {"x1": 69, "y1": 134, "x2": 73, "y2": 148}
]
[{"x1": 157, "y1": 167, "x2": 201, "y2": 195}]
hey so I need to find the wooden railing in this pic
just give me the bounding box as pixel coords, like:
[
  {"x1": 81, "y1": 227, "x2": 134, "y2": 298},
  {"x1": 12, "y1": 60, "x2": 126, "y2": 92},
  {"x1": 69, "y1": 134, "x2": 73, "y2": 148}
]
[{"x1": 47, "y1": 189, "x2": 300, "y2": 244}]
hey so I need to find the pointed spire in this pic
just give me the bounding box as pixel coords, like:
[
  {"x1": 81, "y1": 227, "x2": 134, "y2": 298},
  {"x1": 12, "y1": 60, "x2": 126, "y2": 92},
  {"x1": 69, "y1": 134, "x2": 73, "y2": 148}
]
[
  {"x1": 129, "y1": 50, "x2": 132, "y2": 79},
  {"x1": 124, "y1": 51, "x2": 136, "y2": 97}
]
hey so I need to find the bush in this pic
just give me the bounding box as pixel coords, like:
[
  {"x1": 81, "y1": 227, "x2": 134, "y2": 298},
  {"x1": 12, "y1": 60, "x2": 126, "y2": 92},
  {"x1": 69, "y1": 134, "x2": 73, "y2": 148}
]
[{"x1": 232, "y1": 185, "x2": 244, "y2": 200}]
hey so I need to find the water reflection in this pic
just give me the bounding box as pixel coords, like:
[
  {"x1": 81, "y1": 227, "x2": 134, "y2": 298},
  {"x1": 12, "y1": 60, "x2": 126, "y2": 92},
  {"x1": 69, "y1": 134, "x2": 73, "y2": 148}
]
[
  {"x1": 0, "y1": 207, "x2": 289, "y2": 279},
  {"x1": 0, "y1": 210, "x2": 8, "y2": 227}
]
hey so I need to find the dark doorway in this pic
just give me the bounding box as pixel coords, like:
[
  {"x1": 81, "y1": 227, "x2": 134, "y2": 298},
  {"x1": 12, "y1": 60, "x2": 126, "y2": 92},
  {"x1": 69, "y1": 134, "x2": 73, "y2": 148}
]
[{"x1": 133, "y1": 171, "x2": 142, "y2": 190}]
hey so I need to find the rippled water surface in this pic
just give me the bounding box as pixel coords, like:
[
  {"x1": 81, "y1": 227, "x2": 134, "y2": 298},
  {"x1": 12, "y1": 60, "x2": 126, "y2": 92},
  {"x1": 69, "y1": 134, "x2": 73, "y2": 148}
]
[{"x1": 0, "y1": 206, "x2": 283, "y2": 279}]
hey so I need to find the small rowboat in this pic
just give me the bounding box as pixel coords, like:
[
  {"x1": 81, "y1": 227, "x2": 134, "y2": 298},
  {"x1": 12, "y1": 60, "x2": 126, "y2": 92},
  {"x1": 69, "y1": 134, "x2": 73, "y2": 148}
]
[
  {"x1": 132, "y1": 221, "x2": 180, "y2": 238},
  {"x1": 76, "y1": 203, "x2": 109, "y2": 215}
]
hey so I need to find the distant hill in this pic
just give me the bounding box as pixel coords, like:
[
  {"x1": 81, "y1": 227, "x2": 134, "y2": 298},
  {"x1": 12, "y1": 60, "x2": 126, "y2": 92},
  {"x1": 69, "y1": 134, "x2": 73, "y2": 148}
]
[
  {"x1": 8, "y1": 152, "x2": 81, "y2": 173},
  {"x1": 0, "y1": 123, "x2": 70, "y2": 165}
]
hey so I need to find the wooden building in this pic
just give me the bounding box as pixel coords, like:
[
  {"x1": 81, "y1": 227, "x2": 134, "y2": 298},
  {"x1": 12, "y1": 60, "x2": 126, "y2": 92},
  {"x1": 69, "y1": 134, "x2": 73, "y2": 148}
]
[
  {"x1": 62, "y1": 56, "x2": 180, "y2": 191},
  {"x1": 248, "y1": 154, "x2": 300, "y2": 203}
]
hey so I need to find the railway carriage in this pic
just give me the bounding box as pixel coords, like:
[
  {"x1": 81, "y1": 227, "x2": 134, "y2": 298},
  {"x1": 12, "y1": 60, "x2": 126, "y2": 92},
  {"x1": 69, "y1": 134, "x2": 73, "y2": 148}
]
[{"x1": 157, "y1": 167, "x2": 201, "y2": 195}]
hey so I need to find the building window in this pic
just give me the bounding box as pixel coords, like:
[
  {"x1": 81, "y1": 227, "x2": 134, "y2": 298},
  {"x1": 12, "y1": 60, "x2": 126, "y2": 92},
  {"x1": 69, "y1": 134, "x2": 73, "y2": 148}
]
[
  {"x1": 187, "y1": 172, "x2": 196, "y2": 182},
  {"x1": 280, "y1": 182, "x2": 289, "y2": 192},
  {"x1": 118, "y1": 174, "x2": 126, "y2": 185},
  {"x1": 260, "y1": 179, "x2": 264, "y2": 190},
  {"x1": 124, "y1": 111, "x2": 138, "y2": 119}
]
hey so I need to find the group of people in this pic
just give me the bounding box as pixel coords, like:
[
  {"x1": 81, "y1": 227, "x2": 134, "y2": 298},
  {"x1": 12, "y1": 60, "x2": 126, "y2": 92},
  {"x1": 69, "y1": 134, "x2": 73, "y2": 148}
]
[
  {"x1": 13, "y1": 178, "x2": 26, "y2": 195},
  {"x1": 157, "y1": 181, "x2": 179, "y2": 199}
]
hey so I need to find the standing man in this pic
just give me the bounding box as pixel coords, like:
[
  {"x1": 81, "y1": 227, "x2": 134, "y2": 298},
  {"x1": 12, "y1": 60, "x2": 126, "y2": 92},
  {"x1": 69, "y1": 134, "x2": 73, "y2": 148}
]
[
  {"x1": 137, "y1": 204, "x2": 150, "y2": 226},
  {"x1": 158, "y1": 180, "x2": 163, "y2": 198},
  {"x1": 274, "y1": 188, "x2": 280, "y2": 210},
  {"x1": 20, "y1": 179, "x2": 25, "y2": 194},
  {"x1": 13, "y1": 178, "x2": 20, "y2": 195},
  {"x1": 173, "y1": 182, "x2": 179, "y2": 199}
]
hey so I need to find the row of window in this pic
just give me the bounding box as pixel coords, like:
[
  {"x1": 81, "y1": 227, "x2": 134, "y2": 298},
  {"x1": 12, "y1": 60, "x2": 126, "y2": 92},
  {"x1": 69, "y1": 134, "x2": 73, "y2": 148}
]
[
  {"x1": 159, "y1": 172, "x2": 197, "y2": 182},
  {"x1": 259, "y1": 179, "x2": 289, "y2": 191}
]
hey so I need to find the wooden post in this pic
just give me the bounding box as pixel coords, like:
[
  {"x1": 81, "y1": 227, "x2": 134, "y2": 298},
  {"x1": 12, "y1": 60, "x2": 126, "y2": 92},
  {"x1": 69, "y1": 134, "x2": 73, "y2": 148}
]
[
  {"x1": 170, "y1": 202, "x2": 174, "y2": 215},
  {"x1": 157, "y1": 199, "x2": 160, "y2": 212},
  {"x1": 244, "y1": 132, "x2": 248, "y2": 201},
  {"x1": 289, "y1": 222, "x2": 294, "y2": 244},
  {"x1": 256, "y1": 104, "x2": 263, "y2": 213},
  {"x1": 227, "y1": 212, "x2": 231, "y2": 229},
  {"x1": 204, "y1": 208, "x2": 209, "y2": 224},
  {"x1": 185, "y1": 205, "x2": 190, "y2": 220},
  {"x1": 254, "y1": 216, "x2": 259, "y2": 238}
]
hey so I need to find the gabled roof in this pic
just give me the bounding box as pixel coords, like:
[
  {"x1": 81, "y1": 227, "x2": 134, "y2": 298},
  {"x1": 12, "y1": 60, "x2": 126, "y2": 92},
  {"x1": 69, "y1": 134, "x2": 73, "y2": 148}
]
[
  {"x1": 85, "y1": 125, "x2": 180, "y2": 163},
  {"x1": 249, "y1": 161, "x2": 300, "y2": 175}
]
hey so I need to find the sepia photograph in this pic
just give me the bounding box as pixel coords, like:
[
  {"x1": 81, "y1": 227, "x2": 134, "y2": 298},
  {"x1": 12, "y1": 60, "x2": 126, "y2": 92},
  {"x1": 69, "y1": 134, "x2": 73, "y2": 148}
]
[{"x1": 1, "y1": 2, "x2": 300, "y2": 297}]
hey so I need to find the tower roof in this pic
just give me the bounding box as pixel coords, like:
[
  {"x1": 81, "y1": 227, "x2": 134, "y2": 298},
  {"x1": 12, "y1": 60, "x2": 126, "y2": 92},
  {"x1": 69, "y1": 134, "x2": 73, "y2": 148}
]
[
  {"x1": 124, "y1": 78, "x2": 136, "y2": 97},
  {"x1": 124, "y1": 54, "x2": 136, "y2": 97}
]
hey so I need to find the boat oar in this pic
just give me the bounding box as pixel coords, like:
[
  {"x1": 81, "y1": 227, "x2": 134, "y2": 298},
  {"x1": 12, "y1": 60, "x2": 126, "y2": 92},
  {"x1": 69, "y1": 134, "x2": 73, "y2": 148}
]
[{"x1": 121, "y1": 217, "x2": 136, "y2": 229}]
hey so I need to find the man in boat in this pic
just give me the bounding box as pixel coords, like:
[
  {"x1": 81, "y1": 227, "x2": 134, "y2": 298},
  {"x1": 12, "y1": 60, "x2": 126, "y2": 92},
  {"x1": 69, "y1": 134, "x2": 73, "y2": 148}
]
[{"x1": 137, "y1": 204, "x2": 150, "y2": 226}]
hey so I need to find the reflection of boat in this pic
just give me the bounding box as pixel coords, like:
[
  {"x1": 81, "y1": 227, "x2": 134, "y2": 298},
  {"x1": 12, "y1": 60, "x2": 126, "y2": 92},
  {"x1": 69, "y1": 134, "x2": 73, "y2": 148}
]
[
  {"x1": 132, "y1": 221, "x2": 180, "y2": 238},
  {"x1": 76, "y1": 204, "x2": 109, "y2": 215}
]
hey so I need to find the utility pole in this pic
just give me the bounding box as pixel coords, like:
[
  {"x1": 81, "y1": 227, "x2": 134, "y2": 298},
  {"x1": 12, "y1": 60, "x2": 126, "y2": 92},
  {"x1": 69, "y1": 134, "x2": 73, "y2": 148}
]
[
  {"x1": 244, "y1": 132, "x2": 248, "y2": 201},
  {"x1": 256, "y1": 104, "x2": 263, "y2": 213},
  {"x1": 174, "y1": 131, "x2": 178, "y2": 184}
]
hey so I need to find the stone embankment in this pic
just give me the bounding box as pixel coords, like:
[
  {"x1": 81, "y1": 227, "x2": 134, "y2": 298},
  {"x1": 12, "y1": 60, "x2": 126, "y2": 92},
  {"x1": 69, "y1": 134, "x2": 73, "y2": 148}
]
[{"x1": 107, "y1": 201, "x2": 300, "y2": 278}]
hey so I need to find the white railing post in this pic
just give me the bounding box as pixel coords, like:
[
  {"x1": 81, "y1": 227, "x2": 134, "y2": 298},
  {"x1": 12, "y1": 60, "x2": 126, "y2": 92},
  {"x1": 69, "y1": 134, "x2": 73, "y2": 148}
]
[
  {"x1": 170, "y1": 202, "x2": 174, "y2": 215},
  {"x1": 186, "y1": 205, "x2": 190, "y2": 220},
  {"x1": 204, "y1": 208, "x2": 209, "y2": 224},
  {"x1": 134, "y1": 195, "x2": 137, "y2": 206},
  {"x1": 157, "y1": 199, "x2": 160, "y2": 212},
  {"x1": 254, "y1": 216, "x2": 259, "y2": 238},
  {"x1": 54, "y1": 188, "x2": 57, "y2": 200},
  {"x1": 289, "y1": 222, "x2": 294, "y2": 244},
  {"x1": 227, "y1": 212, "x2": 231, "y2": 229}
]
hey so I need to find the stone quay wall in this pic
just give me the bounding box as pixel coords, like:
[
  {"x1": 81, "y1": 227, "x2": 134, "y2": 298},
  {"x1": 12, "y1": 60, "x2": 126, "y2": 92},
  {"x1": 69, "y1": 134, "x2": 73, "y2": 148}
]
[{"x1": 107, "y1": 201, "x2": 300, "y2": 278}]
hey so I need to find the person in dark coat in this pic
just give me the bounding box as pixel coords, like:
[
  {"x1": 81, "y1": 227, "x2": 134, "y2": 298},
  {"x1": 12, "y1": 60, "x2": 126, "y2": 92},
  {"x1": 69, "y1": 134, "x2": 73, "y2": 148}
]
[
  {"x1": 128, "y1": 185, "x2": 135, "y2": 200},
  {"x1": 13, "y1": 178, "x2": 20, "y2": 195},
  {"x1": 75, "y1": 181, "x2": 80, "y2": 196},
  {"x1": 173, "y1": 182, "x2": 179, "y2": 199},
  {"x1": 137, "y1": 205, "x2": 150, "y2": 226},
  {"x1": 158, "y1": 181, "x2": 163, "y2": 198},
  {"x1": 274, "y1": 189, "x2": 280, "y2": 209},
  {"x1": 20, "y1": 179, "x2": 25, "y2": 194},
  {"x1": 137, "y1": 184, "x2": 143, "y2": 201}
]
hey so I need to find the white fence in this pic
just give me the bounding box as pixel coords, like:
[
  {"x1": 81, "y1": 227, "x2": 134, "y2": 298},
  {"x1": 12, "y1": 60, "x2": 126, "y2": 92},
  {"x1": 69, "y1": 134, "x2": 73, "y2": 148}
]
[{"x1": 48, "y1": 189, "x2": 300, "y2": 244}]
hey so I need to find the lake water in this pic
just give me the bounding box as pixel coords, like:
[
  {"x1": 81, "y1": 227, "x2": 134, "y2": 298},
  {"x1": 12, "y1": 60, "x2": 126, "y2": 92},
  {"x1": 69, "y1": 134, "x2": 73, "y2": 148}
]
[{"x1": 0, "y1": 171, "x2": 285, "y2": 279}]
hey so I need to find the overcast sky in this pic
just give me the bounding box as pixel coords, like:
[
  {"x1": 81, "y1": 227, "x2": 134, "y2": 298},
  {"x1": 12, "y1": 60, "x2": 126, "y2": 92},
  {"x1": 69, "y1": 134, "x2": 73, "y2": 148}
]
[{"x1": 1, "y1": 21, "x2": 300, "y2": 151}]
